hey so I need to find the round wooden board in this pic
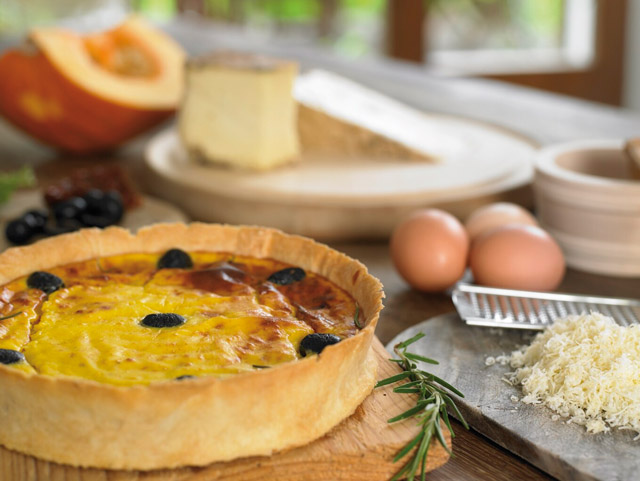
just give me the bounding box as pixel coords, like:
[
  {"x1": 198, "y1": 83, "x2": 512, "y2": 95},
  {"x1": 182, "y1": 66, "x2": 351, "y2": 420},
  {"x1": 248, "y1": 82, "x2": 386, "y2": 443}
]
[
  {"x1": 145, "y1": 118, "x2": 536, "y2": 241},
  {"x1": 0, "y1": 190, "x2": 188, "y2": 252}
]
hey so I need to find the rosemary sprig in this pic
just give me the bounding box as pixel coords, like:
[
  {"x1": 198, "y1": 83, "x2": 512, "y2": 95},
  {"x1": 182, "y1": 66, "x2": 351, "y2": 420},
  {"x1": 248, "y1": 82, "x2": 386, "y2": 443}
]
[
  {"x1": 376, "y1": 332, "x2": 469, "y2": 481},
  {"x1": 0, "y1": 167, "x2": 35, "y2": 205},
  {"x1": 0, "y1": 311, "x2": 22, "y2": 322}
]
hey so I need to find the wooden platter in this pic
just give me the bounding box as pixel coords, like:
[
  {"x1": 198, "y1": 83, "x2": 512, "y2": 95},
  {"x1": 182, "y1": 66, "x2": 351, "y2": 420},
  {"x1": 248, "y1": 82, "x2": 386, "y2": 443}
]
[
  {"x1": 144, "y1": 119, "x2": 536, "y2": 241},
  {"x1": 0, "y1": 190, "x2": 188, "y2": 252},
  {"x1": 389, "y1": 313, "x2": 639, "y2": 481},
  {"x1": 0, "y1": 338, "x2": 450, "y2": 481}
]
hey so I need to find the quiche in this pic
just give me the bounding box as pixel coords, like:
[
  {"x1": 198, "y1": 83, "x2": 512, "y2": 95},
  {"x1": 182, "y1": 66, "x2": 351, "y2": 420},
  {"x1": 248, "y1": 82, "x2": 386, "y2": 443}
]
[{"x1": 0, "y1": 223, "x2": 383, "y2": 469}]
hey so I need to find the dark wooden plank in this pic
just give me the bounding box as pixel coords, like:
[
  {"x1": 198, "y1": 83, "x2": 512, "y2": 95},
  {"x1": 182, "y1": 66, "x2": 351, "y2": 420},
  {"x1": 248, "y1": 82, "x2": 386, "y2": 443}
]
[{"x1": 385, "y1": 0, "x2": 425, "y2": 62}]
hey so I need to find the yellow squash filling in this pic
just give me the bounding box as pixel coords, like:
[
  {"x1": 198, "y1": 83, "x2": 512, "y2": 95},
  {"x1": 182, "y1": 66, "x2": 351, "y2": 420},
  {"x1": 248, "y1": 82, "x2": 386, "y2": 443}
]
[{"x1": 0, "y1": 252, "x2": 358, "y2": 386}]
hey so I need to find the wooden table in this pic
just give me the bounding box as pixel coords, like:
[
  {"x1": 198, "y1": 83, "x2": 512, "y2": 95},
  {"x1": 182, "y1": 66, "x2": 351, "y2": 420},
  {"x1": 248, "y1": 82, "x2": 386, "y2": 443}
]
[{"x1": 2, "y1": 17, "x2": 640, "y2": 480}]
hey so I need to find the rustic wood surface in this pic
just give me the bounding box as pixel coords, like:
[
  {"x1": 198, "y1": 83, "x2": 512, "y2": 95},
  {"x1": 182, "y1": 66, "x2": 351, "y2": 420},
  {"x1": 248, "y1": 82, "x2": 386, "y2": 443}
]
[
  {"x1": 0, "y1": 338, "x2": 449, "y2": 481},
  {"x1": 2, "y1": 17, "x2": 640, "y2": 480}
]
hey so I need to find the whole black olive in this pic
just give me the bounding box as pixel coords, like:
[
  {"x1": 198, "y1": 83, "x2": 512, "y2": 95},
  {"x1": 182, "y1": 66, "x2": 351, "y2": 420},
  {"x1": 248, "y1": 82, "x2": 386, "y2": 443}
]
[
  {"x1": 79, "y1": 191, "x2": 124, "y2": 228},
  {"x1": 22, "y1": 209, "x2": 48, "y2": 232},
  {"x1": 0, "y1": 349, "x2": 25, "y2": 365},
  {"x1": 83, "y1": 189, "x2": 107, "y2": 210},
  {"x1": 268, "y1": 267, "x2": 306, "y2": 285},
  {"x1": 102, "y1": 191, "x2": 125, "y2": 222},
  {"x1": 141, "y1": 313, "x2": 186, "y2": 328},
  {"x1": 5, "y1": 218, "x2": 33, "y2": 245},
  {"x1": 157, "y1": 248, "x2": 193, "y2": 269},
  {"x1": 299, "y1": 333, "x2": 341, "y2": 357},
  {"x1": 27, "y1": 271, "x2": 65, "y2": 295},
  {"x1": 52, "y1": 197, "x2": 87, "y2": 223}
]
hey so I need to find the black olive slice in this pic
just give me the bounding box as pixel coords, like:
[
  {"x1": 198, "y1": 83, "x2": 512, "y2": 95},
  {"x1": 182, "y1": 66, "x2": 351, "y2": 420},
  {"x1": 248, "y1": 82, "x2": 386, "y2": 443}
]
[
  {"x1": 0, "y1": 348, "x2": 25, "y2": 365},
  {"x1": 157, "y1": 248, "x2": 193, "y2": 269},
  {"x1": 27, "y1": 271, "x2": 65, "y2": 295},
  {"x1": 299, "y1": 333, "x2": 341, "y2": 357},
  {"x1": 268, "y1": 267, "x2": 306, "y2": 285},
  {"x1": 141, "y1": 313, "x2": 186, "y2": 328}
]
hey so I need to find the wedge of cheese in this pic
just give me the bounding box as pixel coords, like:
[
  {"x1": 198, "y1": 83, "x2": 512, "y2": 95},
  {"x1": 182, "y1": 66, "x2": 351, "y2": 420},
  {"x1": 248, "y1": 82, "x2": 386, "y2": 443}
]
[
  {"x1": 295, "y1": 70, "x2": 456, "y2": 162},
  {"x1": 179, "y1": 51, "x2": 299, "y2": 170}
]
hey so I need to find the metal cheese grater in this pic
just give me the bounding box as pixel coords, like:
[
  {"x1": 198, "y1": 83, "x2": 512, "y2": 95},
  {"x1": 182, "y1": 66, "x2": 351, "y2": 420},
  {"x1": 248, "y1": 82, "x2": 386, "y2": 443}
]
[{"x1": 451, "y1": 283, "x2": 640, "y2": 330}]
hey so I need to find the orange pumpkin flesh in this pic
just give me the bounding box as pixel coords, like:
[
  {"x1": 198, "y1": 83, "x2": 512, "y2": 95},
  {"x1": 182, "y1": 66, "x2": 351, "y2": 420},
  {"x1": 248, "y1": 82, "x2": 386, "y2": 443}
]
[{"x1": 0, "y1": 16, "x2": 184, "y2": 153}]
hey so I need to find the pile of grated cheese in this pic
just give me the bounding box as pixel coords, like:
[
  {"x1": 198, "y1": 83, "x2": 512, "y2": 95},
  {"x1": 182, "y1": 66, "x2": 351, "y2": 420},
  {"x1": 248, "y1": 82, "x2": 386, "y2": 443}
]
[{"x1": 505, "y1": 313, "x2": 640, "y2": 437}]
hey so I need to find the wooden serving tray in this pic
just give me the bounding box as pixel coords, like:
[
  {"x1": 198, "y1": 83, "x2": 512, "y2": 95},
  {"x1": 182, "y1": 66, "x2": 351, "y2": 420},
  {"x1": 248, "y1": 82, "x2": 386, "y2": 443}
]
[{"x1": 0, "y1": 338, "x2": 450, "y2": 481}]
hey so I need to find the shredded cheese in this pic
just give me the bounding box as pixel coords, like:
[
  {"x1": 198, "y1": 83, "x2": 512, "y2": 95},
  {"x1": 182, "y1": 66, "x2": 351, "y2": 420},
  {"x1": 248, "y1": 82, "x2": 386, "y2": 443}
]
[{"x1": 506, "y1": 313, "x2": 640, "y2": 437}]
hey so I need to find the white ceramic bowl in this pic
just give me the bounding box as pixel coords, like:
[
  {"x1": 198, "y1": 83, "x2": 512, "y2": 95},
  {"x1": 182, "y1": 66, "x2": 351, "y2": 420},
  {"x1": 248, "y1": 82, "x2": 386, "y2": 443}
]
[{"x1": 534, "y1": 139, "x2": 640, "y2": 277}]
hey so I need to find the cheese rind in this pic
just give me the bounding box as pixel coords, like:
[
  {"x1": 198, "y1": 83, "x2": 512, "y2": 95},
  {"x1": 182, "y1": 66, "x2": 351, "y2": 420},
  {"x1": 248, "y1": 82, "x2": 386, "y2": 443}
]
[
  {"x1": 179, "y1": 51, "x2": 300, "y2": 170},
  {"x1": 295, "y1": 70, "x2": 458, "y2": 161}
]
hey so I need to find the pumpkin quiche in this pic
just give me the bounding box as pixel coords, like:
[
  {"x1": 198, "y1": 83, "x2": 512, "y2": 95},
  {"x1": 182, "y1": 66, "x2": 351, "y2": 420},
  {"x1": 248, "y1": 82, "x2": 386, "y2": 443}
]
[{"x1": 0, "y1": 223, "x2": 383, "y2": 469}]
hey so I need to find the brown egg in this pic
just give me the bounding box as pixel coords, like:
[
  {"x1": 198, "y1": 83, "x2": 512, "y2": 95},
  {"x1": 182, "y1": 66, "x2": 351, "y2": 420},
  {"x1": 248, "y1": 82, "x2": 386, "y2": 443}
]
[
  {"x1": 390, "y1": 209, "x2": 469, "y2": 292},
  {"x1": 465, "y1": 202, "x2": 538, "y2": 241},
  {"x1": 470, "y1": 225, "x2": 565, "y2": 291}
]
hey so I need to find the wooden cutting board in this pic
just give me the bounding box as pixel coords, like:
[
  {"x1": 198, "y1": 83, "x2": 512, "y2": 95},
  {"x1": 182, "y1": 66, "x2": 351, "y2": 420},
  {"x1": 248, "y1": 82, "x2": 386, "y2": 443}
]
[
  {"x1": 389, "y1": 313, "x2": 640, "y2": 481},
  {"x1": 0, "y1": 338, "x2": 450, "y2": 481}
]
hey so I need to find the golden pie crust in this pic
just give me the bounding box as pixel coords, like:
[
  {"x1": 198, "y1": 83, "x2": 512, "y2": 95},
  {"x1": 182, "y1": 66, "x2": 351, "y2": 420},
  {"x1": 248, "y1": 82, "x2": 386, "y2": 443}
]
[{"x1": 0, "y1": 223, "x2": 383, "y2": 469}]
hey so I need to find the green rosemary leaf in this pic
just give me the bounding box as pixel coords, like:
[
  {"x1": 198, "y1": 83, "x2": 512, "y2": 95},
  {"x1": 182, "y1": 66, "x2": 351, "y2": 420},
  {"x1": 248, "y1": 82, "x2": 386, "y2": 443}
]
[
  {"x1": 375, "y1": 371, "x2": 411, "y2": 387},
  {"x1": 395, "y1": 332, "x2": 425, "y2": 350},
  {"x1": 442, "y1": 394, "x2": 469, "y2": 429},
  {"x1": 404, "y1": 352, "x2": 439, "y2": 364},
  {"x1": 440, "y1": 405, "x2": 454, "y2": 437},
  {"x1": 393, "y1": 386, "x2": 422, "y2": 394},
  {"x1": 0, "y1": 311, "x2": 22, "y2": 322},
  {"x1": 390, "y1": 461, "x2": 413, "y2": 481},
  {"x1": 388, "y1": 358, "x2": 405, "y2": 364},
  {"x1": 380, "y1": 331, "x2": 468, "y2": 481},
  {"x1": 435, "y1": 421, "x2": 453, "y2": 456},
  {"x1": 0, "y1": 167, "x2": 34, "y2": 205},
  {"x1": 412, "y1": 426, "x2": 432, "y2": 480},
  {"x1": 388, "y1": 401, "x2": 431, "y2": 423},
  {"x1": 420, "y1": 431, "x2": 434, "y2": 481},
  {"x1": 392, "y1": 430, "x2": 425, "y2": 463},
  {"x1": 396, "y1": 379, "x2": 423, "y2": 388},
  {"x1": 429, "y1": 373, "x2": 465, "y2": 398},
  {"x1": 353, "y1": 305, "x2": 363, "y2": 329}
]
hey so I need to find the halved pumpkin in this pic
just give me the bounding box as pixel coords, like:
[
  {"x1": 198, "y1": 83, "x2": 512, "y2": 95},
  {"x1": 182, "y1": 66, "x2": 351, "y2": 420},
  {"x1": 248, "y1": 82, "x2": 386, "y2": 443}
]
[{"x1": 0, "y1": 16, "x2": 185, "y2": 154}]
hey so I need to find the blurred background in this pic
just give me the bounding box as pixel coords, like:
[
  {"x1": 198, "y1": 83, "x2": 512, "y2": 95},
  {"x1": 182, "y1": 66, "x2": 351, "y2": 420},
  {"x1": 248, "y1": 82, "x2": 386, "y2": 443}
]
[{"x1": 0, "y1": 0, "x2": 637, "y2": 109}]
